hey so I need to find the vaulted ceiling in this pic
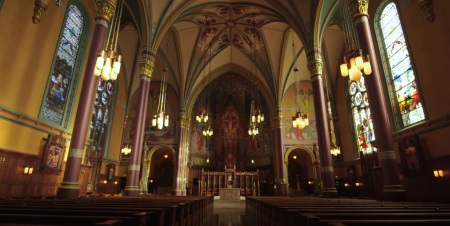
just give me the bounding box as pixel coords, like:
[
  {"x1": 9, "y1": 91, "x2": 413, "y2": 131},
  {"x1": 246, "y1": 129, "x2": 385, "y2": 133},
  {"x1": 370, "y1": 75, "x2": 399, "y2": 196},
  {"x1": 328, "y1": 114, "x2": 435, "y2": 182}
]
[{"x1": 119, "y1": 0, "x2": 344, "y2": 116}]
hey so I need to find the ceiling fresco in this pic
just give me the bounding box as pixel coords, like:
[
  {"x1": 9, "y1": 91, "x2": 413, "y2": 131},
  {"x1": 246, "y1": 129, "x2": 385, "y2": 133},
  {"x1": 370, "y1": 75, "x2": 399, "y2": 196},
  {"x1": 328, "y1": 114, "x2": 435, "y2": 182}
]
[{"x1": 178, "y1": 3, "x2": 285, "y2": 92}]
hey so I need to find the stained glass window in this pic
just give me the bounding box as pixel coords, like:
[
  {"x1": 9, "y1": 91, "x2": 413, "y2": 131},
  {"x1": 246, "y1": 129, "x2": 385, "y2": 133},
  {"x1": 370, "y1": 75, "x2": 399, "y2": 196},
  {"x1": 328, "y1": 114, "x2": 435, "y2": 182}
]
[
  {"x1": 378, "y1": 2, "x2": 425, "y2": 127},
  {"x1": 349, "y1": 77, "x2": 376, "y2": 155},
  {"x1": 40, "y1": 5, "x2": 85, "y2": 126},
  {"x1": 89, "y1": 78, "x2": 115, "y2": 150}
]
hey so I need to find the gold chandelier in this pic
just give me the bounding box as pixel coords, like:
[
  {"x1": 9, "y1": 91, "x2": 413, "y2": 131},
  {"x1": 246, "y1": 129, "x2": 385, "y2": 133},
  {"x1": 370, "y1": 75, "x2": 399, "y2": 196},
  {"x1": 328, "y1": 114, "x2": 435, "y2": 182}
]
[
  {"x1": 94, "y1": 0, "x2": 123, "y2": 81},
  {"x1": 152, "y1": 41, "x2": 170, "y2": 130},
  {"x1": 121, "y1": 144, "x2": 131, "y2": 155},
  {"x1": 339, "y1": 0, "x2": 371, "y2": 81}
]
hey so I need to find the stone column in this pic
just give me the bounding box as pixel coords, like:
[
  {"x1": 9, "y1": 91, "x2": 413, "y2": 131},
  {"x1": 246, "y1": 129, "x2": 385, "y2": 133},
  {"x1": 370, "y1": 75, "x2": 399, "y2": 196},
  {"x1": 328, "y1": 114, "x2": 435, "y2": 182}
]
[
  {"x1": 56, "y1": 0, "x2": 117, "y2": 199},
  {"x1": 273, "y1": 108, "x2": 288, "y2": 195},
  {"x1": 306, "y1": 46, "x2": 338, "y2": 198},
  {"x1": 175, "y1": 112, "x2": 189, "y2": 196},
  {"x1": 349, "y1": 0, "x2": 405, "y2": 200},
  {"x1": 123, "y1": 48, "x2": 154, "y2": 196}
]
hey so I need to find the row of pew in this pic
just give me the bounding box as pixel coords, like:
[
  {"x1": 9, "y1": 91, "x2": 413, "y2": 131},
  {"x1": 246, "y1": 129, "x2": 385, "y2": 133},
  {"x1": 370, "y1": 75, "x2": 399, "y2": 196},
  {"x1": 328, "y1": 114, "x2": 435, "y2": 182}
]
[
  {"x1": 0, "y1": 195, "x2": 213, "y2": 226},
  {"x1": 246, "y1": 196, "x2": 450, "y2": 225}
]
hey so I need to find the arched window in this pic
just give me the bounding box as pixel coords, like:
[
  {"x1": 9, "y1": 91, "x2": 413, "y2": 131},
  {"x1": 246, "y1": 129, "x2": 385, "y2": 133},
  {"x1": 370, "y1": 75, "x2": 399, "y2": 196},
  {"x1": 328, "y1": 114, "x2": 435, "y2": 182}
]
[
  {"x1": 348, "y1": 77, "x2": 376, "y2": 155},
  {"x1": 376, "y1": 2, "x2": 425, "y2": 128},
  {"x1": 89, "y1": 78, "x2": 116, "y2": 152},
  {"x1": 40, "y1": 4, "x2": 89, "y2": 127}
]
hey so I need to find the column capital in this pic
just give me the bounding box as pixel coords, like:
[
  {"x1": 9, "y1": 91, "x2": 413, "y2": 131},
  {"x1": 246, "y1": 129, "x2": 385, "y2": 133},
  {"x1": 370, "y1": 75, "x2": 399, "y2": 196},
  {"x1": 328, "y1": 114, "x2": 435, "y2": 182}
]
[
  {"x1": 306, "y1": 46, "x2": 323, "y2": 77},
  {"x1": 95, "y1": 0, "x2": 117, "y2": 24},
  {"x1": 180, "y1": 115, "x2": 190, "y2": 128},
  {"x1": 348, "y1": 0, "x2": 369, "y2": 18},
  {"x1": 140, "y1": 47, "x2": 156, "y2": 78}
]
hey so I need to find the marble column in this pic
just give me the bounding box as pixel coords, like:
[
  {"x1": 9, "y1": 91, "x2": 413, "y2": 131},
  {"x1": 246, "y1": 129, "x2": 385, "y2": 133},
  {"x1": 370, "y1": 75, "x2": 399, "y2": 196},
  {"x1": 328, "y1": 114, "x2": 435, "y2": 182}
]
[
  {"x1": 175, "y1": 112, "x2": 189, "y2": 196},
  {"x1": 306, "y1": 46, "x2": 338, "y2": 198},
  {"x1": 273, "y1": 109, "x2": 288, "y2": 195},
  {"x1": 56, "y1": 0, "x2": 117, "y2": 199},
  {"x1": 349, "y1": 0, "x2": 405, "y2": 200},
  {"x1": 123, "y1": 48, "x2": 154, "y2": 196}
]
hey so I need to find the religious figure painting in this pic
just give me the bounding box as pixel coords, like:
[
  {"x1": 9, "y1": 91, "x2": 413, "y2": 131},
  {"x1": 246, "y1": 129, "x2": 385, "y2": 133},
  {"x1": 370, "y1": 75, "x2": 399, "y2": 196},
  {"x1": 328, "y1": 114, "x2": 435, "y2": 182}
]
[
  {"x1": 41, "y1": 134, "x2": 66, "y2": 174},
  {"x1": 398, "y1": 135, "x2": 424, "y2": 176}
]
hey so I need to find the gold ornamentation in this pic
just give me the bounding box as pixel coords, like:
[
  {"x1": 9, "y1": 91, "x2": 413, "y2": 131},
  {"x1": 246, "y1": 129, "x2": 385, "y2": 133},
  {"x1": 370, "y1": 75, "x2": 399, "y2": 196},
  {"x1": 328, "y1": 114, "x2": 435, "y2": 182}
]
[
  {"x1": 32, "y1": 0, "x2": 49, "y2": 24},
  {"x1": 418, "y1": 0, "x2": 435, "y2": 22},
  {"x1": 139, "y1": 48, "x2": 155, "y2": 77},
  {"x1": 180, "y1": 115, "x2": 190, "y2": 127},
  {"x1": 348, "y1": 0, "x2": 369, "y2": 17},
  {"x1": 306, "y1": 46, "x2": 323, "y2": 76},
  {"x1": 96, "y1": 0, "x2": 117, "y2": 23}
]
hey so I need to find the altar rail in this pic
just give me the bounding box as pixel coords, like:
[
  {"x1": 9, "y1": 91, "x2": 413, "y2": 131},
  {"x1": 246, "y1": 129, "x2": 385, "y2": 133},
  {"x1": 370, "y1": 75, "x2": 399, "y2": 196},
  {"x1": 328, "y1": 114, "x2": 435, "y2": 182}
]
[{"x1": 199, "y1": 165, "x2": 259, "y2": 196}]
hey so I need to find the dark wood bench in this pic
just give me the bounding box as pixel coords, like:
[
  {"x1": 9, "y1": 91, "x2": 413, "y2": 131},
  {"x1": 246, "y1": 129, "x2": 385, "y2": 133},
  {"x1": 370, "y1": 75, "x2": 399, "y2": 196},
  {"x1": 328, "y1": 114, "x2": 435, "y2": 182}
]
[
  {"x1": 246, "y1": 196, "x2": 450, "y2": 226},
  {"x1": 0, "y1": 196, "x2": 213, "y2": 226}
]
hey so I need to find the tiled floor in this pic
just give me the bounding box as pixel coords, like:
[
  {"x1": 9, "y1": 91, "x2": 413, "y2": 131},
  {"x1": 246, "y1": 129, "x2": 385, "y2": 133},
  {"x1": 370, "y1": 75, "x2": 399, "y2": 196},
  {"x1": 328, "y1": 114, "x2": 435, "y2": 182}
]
[{"x1": 203, "y1": 199, "x2": 246, "y2": 226}]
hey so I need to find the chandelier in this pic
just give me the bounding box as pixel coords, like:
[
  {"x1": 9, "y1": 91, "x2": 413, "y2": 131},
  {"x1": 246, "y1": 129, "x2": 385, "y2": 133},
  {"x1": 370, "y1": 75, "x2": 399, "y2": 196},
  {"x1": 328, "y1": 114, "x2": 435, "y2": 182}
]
[
  {"x1": 248, "y1": 100, "x2": 259, "y2": 136},
  {"x1": 339, "y1": 0, "x2": 372, "y2": 81},
  {"x1": 152, "y1": 41, "x2": 170, "y2": 130},
  {"x1": 251, "y1": 83, "x2": 264, "y2": 125},
  {"x1": 203, "y1": 126, "x2": 213, "y2": 137},
  {"x1": 330, "y1": 145, "x2": 341, "y2": 156},
  {"x1": 121, "y1": 145, "x2": 131, "y2": 155},
  {"x1": 290, "y1": 32, "x2": 309, "y2": 129},
  {"x1": 94, "y1": 0, "x2": 124, "y2": 81}
]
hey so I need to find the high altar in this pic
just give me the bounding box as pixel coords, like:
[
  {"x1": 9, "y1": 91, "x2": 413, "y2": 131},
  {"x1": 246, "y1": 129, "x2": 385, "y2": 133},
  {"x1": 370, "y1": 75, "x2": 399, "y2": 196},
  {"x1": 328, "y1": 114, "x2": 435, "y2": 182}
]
[{"x1": 199, "y1": 164, "x2": 259, "y2": 198}]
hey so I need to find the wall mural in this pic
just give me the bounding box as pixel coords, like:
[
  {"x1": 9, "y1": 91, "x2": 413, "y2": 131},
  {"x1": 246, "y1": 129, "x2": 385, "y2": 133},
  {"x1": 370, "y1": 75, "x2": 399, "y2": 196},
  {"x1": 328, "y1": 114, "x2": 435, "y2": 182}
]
[{"x1": 282, "y1": 80, "x2": 318, "y2": 145}]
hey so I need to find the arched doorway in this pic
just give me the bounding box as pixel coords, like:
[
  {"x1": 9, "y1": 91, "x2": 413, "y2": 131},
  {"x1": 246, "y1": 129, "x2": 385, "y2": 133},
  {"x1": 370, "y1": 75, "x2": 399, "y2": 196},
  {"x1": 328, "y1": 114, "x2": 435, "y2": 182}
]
[
  {"x1": 285, "y1": 146, "x2": 316, "y2": 195},
  {"x1": 146, "y1": 145, "x2": 176, "y2": 195}
]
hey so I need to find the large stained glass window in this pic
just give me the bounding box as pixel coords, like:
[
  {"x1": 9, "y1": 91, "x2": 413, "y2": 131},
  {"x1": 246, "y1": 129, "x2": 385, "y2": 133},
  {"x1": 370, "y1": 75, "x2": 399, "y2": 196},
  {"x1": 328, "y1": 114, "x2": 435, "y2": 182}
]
[
  {"x1": 349, "y1": 76, "x2": 376, "y2": 155},
  {"x1": 378, "y1": 2, "x2": 425, "y2": 127},
  {"x1": 40, "y1": 5, "x2": 85, "y2": 126}
]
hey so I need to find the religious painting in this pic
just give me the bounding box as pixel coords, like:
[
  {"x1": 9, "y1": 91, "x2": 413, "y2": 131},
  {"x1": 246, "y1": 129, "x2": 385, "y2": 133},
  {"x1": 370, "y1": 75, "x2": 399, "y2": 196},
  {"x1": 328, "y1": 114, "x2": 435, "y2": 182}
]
[
  {"x1": 283, "y1": 117, "x2": 317, "y2": 144},
  {"x1": 398, "y1": 135, "x2": 424, "y2": 176},
  {"x1": 106, "y1": 164, "x2": 115, "y2": 182},
  {"x1": 41, "y1": 134, "x2": 67, "y2": 174}
]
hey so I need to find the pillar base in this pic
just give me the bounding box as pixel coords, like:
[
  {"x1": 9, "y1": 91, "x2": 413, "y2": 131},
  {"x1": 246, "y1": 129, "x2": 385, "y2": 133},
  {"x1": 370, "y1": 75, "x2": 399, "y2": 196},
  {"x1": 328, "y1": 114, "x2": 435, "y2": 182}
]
[
  {"x1": 174, "y1": 189, "x2": 186, "y2": 196},
  {"x1": 382, "y1": 184, "x2": 406, "y2": 201},
  {"x1": 123, "y1": 186, "x2": 140, "y2": 197},
  {"x1": 321, "y1": 187, "x2": 339, "y2": 198},
  {"x1": 56, "y1": 182, "x2": 80, "y2": 199}
]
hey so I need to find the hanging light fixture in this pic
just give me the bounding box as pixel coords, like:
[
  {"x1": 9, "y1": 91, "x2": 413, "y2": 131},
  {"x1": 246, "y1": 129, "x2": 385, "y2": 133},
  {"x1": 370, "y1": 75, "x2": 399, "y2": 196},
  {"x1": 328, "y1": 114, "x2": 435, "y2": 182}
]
[
  {"x1": 290, "y1": 31, "x2": 309, "y2": 129},
  {"x1": 94, "y1": 0, "x2": 123, "y2": 81},
  {"x1": 197, "y1": 16, "x2": 210, "y2": 124},
  {"x1": 339, "y1": 0, "x2": 371, "y2": 81},
  {"x1": 248, "y1": 100, "x2": 259, "y2": 136},
  {"x1": 152, "y1": 41, "x2": 170, "y2": 130},
  {"x1": 121, "y1": 145, "x2": 131, "y2": 155},
  {"x1": 330, "y1": 145, "x2": 341, "y2": 156}
]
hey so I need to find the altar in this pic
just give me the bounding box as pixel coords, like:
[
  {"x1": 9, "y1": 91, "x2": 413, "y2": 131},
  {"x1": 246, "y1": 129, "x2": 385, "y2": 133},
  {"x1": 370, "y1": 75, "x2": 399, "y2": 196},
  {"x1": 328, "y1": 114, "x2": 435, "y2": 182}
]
[
  {"x1": 199, "y1": 164, "x2": 259, "y2": 197},
  {"x1": 219, "y1": 188, "x2": 241, "y2": 200}
]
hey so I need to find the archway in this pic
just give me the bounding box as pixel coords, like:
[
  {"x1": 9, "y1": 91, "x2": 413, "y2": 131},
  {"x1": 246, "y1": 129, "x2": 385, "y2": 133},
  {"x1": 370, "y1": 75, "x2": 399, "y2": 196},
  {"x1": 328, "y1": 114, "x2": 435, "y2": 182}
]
[
  {"x1": 284, "y1": 146, "x2": 317, "y2": 195},
  {"x1": 145, "y1": 145, "x2": 176, "y2": 195}
]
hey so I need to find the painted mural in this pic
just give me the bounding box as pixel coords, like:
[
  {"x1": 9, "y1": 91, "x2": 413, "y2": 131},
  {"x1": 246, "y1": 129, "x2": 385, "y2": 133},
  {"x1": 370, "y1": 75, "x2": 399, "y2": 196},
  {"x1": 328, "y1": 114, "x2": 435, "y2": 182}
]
[{"x1": 282, "y1": 80, "x2": 318, "y2": 145}]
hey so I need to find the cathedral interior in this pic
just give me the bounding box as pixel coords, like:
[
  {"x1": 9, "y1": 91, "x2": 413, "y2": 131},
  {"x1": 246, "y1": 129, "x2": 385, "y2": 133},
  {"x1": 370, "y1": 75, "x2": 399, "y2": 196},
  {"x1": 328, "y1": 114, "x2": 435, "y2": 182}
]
[{"x1": 0, "y1": 0, "x2": 450, "y2": 204}]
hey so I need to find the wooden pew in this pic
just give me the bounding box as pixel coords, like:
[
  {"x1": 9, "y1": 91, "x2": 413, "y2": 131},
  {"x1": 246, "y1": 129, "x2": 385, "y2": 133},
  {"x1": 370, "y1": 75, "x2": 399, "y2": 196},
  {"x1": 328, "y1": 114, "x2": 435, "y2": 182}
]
[
  {"x1": 246, "y1": 196, "x2": 450, "y2": 226},
  {"x1": 0, "y1": 196, "x2": 213, "y2": 226}
]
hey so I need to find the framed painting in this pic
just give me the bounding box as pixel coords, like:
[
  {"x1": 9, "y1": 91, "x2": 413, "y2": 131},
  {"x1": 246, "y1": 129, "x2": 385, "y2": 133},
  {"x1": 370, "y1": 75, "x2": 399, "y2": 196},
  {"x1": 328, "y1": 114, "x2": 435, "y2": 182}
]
[
  {"x1": 398, "y1": 135, "x2": 424, "y2": 176},
  {"x1": 41, "y1": 134, "x2": 67, "y2": 174}
]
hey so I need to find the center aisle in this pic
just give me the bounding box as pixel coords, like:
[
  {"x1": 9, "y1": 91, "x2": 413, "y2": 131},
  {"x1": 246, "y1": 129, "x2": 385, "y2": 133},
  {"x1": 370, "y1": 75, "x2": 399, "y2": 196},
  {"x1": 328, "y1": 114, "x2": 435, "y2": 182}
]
[{"x1": 202, "y1": 198, "x2": 246, "y2": 226}]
